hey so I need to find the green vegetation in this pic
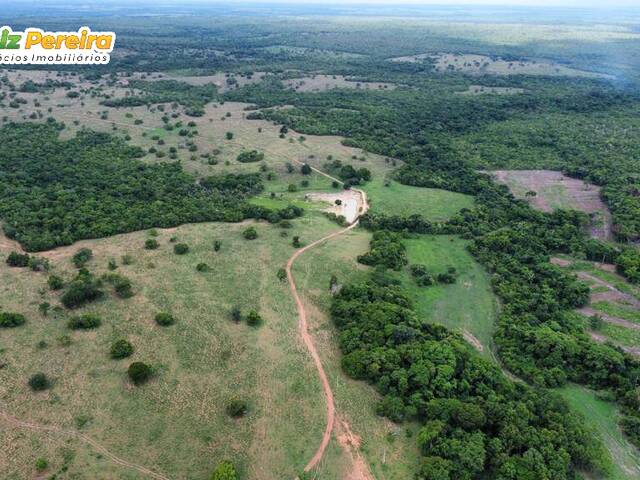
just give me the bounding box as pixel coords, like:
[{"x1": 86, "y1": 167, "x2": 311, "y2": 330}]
[
  {"x1": 155, "y1": 312, "x2": 176, "y2": 327},
  {"x1": 402, "y1": 236, "x2": 497, "y2": 353},
  {"x1": 558, "y1": 385, "x2": 640, "y2": 480},
  {"x1": 210, "y1": 461, "x2": 238, "y2": 480},
  {"x1": 128, "y1": 362, "x2": 153, "y2": 385},
  {"x1": 68, "y1": 314, "x2": 102, "y2": 330},
  {"x1": 110, "y1": 339, "x2": 134, "y2": 359},
  {"x1": 0, "y1": 312, "x2": 26, "y2": 328},
  {"x1": 28, "y1": 373, "x2": 51, "y2": 391},
  {"x1": 365, "y1": 179, "x2": 474, "y2": 221},
  {"x1": 332, "y1": 273, "x2": 610, "y2": 479}
]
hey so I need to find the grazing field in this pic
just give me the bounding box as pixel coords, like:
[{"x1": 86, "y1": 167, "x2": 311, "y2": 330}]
[
  {"x1": 491, "y1": 170, "x2": 613, "y2": 240},
  {"x1": 557, "y1": 385, "x2": 640, "y2": 480},
  {"x1": 400, "y1": 235, "x2": 498, "y2": 356},
  {"x1": 363, "y1": 178, "x2": 475, "y2": 221}
]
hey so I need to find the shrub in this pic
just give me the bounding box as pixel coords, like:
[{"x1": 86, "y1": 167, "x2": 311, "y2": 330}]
[
  {"x1": 277, "y1": 268, "x2": 287, "y2": 281},
  {"x1": 108, "y1": 258, "x2": 118, "y2": 270},
  {"x1": 0, "y1": 312, "x2": 26, "y2": 328},
  {"x1": 145, "y1": 239, "x2": 159, "y2": 250},
  {"x1": 110, "y1": 339, "x2": 134, "y2": 359},
  {"x1": 6, "y1": 251, "x2": 30, "y2": 267},
  {"x1": 236, "y1": 150, "x2": 264, "y2": 163},
  {"x1": 155, "y1": 312, "x2": 176, "y2": 326},
  {"x1": 174, "y1": 243, "x2": 189, "y2": 255},
  {"x1": 246, "y1": 310, "x2": 263, "y2": 327},
  {"x1": 114, "y1": 277, "x2": 134, "y2": 298},
  {"x1": 210, "y1": 461, "x2": 238, "y2": 480},
  {"x1": 225, "y1": 132, "x2": 234, "y2": 140},
  {"x1": 230, "y1": 306, "x2": 242, "y2": 323},
  {"x1": 301, "y1": 163, "x2": 312, "y2": 175},
  {"x1": 121, "y1": 254, "x2": 134, "y2": 265},
  {"x1": 287, "y1": 184, "x2": 298, "y2": 192},
  {"x1": 35, "y1": 458, "x2": 48, "y2": 471},
  {"x1": 68, "y1": 314, "x2": 101, "y2": 330},
  {"x1": 243, "y1": 227, "x2": 258, "y2": 240},
  {"x1": 226, "y1": 399, "x2": 248, "y2": 418},
  {"x1": 292, "y1": 236, "x2": 301, "y2": 248},
  {"x1": 128, "y1": 362, "x2": 152, "y2": 385},
  {"x1": 72, "y1": 248, "x2": 93, "y2": 268},
  {"x1": 196, "y1": 262, "x2": 210, "y2": 272},
  {"x1": 28, "y1": 373, "x2": 50, "y2": 391},
  {"x1": 61, "y1": 271, "x2": 103, "y2": 308},
  {"x1": 213, "y1": 240, "x2": 222, "y2": 251}
]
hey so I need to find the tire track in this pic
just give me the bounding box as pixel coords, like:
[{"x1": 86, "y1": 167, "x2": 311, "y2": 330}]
[{"x1": 0, "y1": 410, "x2": 170, "y2": 480}]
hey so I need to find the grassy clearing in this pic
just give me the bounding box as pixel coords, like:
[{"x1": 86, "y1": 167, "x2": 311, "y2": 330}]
[
  {"x1": 593, "y1": 302, "x2": 640, "y2": 324},
  {"x1": 399, "y1": 235, "x2": 498, "y2": 357},
  {"x1": 0, "y1": 212, "x2": 352, "y2": 479},
  {"x1": 557, "y1": 384, "x2": 640, "y2": 480},
  {"x1": 364, "y1": 178, "x2": 474, "y2": 221}
]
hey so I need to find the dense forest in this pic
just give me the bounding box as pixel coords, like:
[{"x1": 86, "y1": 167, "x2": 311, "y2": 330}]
[{"x1": 333, "y1": 269, "x2": 610, "y2": 479}]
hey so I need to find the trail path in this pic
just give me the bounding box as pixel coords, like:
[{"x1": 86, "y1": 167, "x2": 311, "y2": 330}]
[
  {"x1": 0, "y1": 410, "x2": 170, "y2": 480},
  {"x1": 287, "y1": 159, "x2": 372, "y2": 476}
]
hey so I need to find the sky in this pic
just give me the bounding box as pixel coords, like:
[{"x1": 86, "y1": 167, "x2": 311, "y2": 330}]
[{"x1": 8, "y1": 0, "x2": 640, "y2": 10}]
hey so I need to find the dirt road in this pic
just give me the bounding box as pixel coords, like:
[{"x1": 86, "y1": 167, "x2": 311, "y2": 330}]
[{"x1": 286, "y1": 161, "x2": 371, "y2": 476}]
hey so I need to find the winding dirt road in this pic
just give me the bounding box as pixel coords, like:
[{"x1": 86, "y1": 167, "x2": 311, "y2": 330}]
[{"x1": 286, "y1": 162, "x2": 370, "y2": 474}]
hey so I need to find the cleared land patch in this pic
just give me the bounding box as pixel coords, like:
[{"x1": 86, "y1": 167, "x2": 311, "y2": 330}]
[
  {"x1": 456, "y1": 85, "x2": 525, "y2": 95},
  {"x1": 363, "y1": 178, "x2": 474, "y2": 221},
  {"x1": 491, "y1": 170, "x2": 613, "y2": 240},
  {"x1": 400, "y1": 235, "x2": 498, "y2": 357},
  {"x1": 283, "y1": 75, "x2": 396, "y2": 92},
  {"x1": 390, "y1": 52, "x2": 609, "y2": 78}
]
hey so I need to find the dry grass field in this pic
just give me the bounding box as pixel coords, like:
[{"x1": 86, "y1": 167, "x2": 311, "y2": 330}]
[
  {"x1": 389, "y1": 52, "x2": 609, "y2": 78},
  {"x1": 283, "y1": 75, "x2": 396, "y2": 92},
  {"x1": 491, "y1": 170, "x2": 613, "y2": 240}
]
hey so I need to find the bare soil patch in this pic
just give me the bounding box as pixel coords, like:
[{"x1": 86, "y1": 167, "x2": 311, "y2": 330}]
[
  {"x1": 305, "y1": 191, "x2": 363, "y2": 224},
  {"x1": 491, "y1": 170, "x2": 613, "y2": 240}
]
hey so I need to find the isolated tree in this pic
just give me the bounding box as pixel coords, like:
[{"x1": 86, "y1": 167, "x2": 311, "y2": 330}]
[
  {"x1": 246, "y1": 310, "x2": 262, "y2": 327},
  {"x1": 243, "y1": 227, "x2": 258, "y2": 240},
  {"x1": 155, "y1": 312, "x2": 176, "y2": 326},
  {"x1": 28, "y1": 373, "x2": 50, "y2": 391},
  {"x1": 226, "y1": 399, "x2": 248, "y2": 418},
  {"x1": 301, "y1": 163, "x2": 312, "y2": 175},
  {"x1": 128, "y1": 362, "x2": 153, "y2": 385}
]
